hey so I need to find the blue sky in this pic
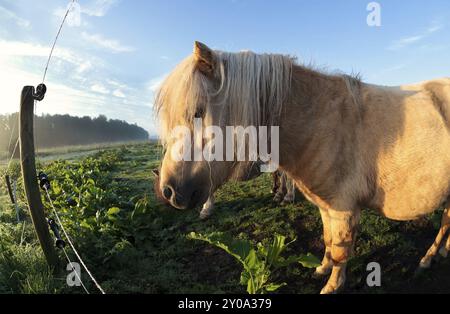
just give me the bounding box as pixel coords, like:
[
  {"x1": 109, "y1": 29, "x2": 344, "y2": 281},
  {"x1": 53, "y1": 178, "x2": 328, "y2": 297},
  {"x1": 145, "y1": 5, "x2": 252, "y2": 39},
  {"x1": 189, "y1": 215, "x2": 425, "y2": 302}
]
[{"x1": 1, "y1": 0, "x2": 449, "y2": 136}]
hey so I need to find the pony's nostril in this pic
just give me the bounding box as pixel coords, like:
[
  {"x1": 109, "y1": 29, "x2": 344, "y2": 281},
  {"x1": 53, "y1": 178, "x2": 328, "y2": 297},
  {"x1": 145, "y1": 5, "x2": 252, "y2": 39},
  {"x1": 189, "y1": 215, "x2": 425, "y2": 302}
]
[
  {"x1": 162, "y1": 185, "x2": 173, "y2": 200},
  {"x1": 190, "y1": 190, "x2": 198, "y2": 202}
]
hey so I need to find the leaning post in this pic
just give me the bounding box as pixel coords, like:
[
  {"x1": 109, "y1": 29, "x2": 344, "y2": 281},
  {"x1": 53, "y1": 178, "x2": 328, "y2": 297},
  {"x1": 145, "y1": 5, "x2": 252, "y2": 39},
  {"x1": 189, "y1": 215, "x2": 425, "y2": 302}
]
[{"x1": 19, "y1": 85, "x2": 59, "y2": 269}]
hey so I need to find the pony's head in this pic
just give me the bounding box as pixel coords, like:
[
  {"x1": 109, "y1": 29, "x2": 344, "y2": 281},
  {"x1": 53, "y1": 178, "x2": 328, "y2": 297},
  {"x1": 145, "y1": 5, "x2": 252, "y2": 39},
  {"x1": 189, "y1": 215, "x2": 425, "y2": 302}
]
[{"x1": 155, "y1": 41, "x2": 292, "y2": 209}]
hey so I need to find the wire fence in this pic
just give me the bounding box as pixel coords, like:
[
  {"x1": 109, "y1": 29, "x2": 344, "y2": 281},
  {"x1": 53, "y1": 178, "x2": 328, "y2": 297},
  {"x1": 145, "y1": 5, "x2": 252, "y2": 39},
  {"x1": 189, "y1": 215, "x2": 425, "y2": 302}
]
[{"x1": 2, "y1": 0, "x2": 106, "y2": 295}]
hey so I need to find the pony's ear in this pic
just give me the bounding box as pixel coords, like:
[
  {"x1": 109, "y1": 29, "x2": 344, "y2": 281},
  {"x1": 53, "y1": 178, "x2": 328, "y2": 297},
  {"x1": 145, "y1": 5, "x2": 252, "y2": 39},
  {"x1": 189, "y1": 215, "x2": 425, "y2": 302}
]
[
  {"x1": 193, "y1": 41, "x2": 216, "y2": 76},
  {"x1": 152, "y1": 168, "x2": 160, "y2": 177}
]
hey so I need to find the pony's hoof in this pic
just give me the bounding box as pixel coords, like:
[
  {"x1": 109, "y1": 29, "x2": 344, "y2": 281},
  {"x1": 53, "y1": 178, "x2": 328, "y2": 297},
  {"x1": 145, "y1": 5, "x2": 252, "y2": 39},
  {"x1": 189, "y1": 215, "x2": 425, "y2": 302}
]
[
  {"x1": 320, "y1": 284, "x2": 339, "y2": 294},
  {"x1": 439, "y1": 246, "x2": 448, "y2": 258},
  {"x1": 320, "y1": 274, "x2": 345, "y2": 294},
  {"x1": 313, "y1": 266, "x2": 332, "y2": 278},
  {"x1": 199, "y1": 210, "x2": 212, "y2": 220},
  {"x1": 418, "y1": 257, "x2": 432, "y2": 269},
  {"x1": 273, "y1": 196, "x2": 282, "y2": 203}
]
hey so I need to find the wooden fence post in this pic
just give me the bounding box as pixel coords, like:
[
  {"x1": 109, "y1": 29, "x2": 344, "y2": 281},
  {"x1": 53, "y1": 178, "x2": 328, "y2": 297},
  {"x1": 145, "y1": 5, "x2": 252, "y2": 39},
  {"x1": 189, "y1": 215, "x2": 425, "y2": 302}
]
[{"x1": 19, "y1": 85, "x2": 59, "y2": 269}]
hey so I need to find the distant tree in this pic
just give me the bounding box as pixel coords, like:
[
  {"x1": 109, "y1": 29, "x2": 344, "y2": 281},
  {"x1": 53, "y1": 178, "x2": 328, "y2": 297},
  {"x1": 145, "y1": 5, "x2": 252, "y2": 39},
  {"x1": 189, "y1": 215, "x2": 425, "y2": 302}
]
[{"x1": 0, "y1": 113, "x2": 149, "y2": 151}]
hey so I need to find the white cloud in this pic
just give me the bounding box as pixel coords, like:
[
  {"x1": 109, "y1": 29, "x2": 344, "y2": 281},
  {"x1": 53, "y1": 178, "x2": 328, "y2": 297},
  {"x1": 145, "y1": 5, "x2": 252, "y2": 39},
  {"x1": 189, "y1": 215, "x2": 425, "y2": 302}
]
[
  {"x1": 76, "y1": 60, "x2": 93, "y2": 73},
  {"x1": 91, "y1": 83, "x2": 110, "y2": 94},
  {"x1": 81, "y1": 32, "x2": 135, "y2": 53},
  {"x1": 0, "y1": 55, "x2": 155, "y2": 133},
  {"x1": 0, "y1": 5, "x2": 31, "y2": 29},
  {"x1": 107, "y1": 79, "x2": 128, "y2": 89},
  {"x1": 388, "y1": 21, "x2": 444, "y2": 51},
  {"x1": 0, "y1": 40, "x2": 48, "y2": 58},
  {"x1": 0, "y1": 37, "x2": 155, "y2": 135},
  {"x1": 0, "y1": 39, "x2": 101, "y2": 74},
  {"x1": 54, "y1": 0, "x2": 119, "y2": 19},
  {"x1": 113, "y1": 89, "x2": 125, "y2": 98},
  {"x1": 0, "y1": 55, "x2": 102, "y2": 115},
  {"x1": 426, "y1": 23, "x2": 443, "y2": 33},
  {"x1": 389, "y1": 35, "x2": 424, "y2": 50},
  {"x1": 53, "y1": 0, "x2": 119, "y2": 29},
  {"x1": 82, "y1": 0, "x2": 119, "y2": 17},
  {"x1": 148, "y1": 73, "x2": 168, "y2": 93},
  {"x1": 53, "y1": 4, "x2": 87, "y2": 28}
]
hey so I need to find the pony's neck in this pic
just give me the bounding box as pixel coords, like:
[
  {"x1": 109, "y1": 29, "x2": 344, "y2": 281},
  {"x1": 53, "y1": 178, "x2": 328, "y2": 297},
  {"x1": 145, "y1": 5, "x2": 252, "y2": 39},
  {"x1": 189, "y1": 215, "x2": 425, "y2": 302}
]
[{"x1": 279, "y1": 65, "x2": 362, "y2": 183}]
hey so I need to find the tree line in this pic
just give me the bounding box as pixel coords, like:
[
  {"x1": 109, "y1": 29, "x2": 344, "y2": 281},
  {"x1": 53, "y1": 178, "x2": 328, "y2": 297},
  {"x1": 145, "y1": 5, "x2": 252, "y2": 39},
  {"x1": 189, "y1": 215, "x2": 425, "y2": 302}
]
[{"x1": 0, "y1": 113, "x2": 149, "y2": 154}]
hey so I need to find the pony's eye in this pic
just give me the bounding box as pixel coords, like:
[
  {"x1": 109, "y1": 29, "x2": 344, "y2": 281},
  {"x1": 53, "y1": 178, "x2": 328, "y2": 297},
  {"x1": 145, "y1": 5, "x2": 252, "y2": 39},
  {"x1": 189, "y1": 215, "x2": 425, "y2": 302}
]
[{"x1": 194, "y1": 108, "x2": 205, "y2": 119}]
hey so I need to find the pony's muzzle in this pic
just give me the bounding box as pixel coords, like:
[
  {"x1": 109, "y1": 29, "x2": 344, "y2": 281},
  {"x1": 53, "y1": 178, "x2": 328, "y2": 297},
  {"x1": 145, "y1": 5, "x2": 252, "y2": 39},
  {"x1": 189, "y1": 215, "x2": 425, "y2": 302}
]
[{"x1": 161, "y1": 182, "x2": 205, "y2": 210}]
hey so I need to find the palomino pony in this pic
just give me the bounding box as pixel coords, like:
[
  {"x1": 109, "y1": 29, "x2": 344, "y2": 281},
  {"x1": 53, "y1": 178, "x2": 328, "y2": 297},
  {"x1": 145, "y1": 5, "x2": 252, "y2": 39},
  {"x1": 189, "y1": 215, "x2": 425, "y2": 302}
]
[{"x1": 155, "y1": 41, "x2": 450, "y2": 294}]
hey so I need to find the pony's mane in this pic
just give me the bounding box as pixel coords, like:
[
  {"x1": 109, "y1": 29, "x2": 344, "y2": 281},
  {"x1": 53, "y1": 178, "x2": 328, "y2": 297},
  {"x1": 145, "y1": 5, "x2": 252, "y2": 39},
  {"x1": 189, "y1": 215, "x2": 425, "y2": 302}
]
[{"x1": 155, "y1": 49, "x2": 295, "y2": 144}]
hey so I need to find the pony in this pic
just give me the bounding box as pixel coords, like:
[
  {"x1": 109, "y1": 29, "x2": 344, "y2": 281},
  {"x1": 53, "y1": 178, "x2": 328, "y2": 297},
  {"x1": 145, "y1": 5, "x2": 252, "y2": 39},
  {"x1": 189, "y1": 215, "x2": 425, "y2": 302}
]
[{"x1": 155, "y1": 41, "x2": 450, "y2": 294}]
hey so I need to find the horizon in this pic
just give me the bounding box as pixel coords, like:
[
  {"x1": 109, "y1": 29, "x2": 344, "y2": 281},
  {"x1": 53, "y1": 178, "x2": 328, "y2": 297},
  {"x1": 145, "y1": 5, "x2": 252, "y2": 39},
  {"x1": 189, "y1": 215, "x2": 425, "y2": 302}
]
[
  {"x1": 0, "y1": 111, "x2": 151, "y2": 135},
  {"x1": 1, "y1": 0, "x2": 450, "y2": 136}
]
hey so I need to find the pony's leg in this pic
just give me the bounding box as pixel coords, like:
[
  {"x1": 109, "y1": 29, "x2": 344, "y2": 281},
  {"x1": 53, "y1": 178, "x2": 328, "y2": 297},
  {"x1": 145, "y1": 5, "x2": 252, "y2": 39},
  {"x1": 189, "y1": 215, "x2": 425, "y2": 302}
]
[
  {"x1": 420, "y1": 207, "x2": 450, "y2": 268},
  {"x1": 440, "y1": 207, "x2": 450, "y2": 258},
  {"x1": 281, "y1": 179, "x2": 295, "y2": 205},
  {"x1": 321, "y1": 209, "x2": 360, "y2": 294},
  {"x1": 199, "y1": 195, "x2": 215, "y2": 220},
  {"x1": 273, "y1": 191, "x2": 284, "y2": 203},
  {"x1": 442, "y1": 206, "x2": 450, "y2": 257},
  {"x1": 273, "y1": 173, "x2": 287, "y2": 203},
  {"x1": 314, "y1": 207, "x2": 333, "y2": 276},
  {"x1": 271, "y1": 171, "x2": 280, "y2": 194},
  {"x1": 439, "y1": 235, "x2": 450, "y2": 258}
]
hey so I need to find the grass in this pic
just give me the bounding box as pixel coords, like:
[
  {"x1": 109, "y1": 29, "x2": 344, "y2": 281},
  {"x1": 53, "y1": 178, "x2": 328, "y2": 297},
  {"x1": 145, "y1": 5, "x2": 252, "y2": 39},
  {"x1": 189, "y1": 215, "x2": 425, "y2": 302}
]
[
  {"x1": 0, "y1": 140, "x2": 152, "y2": 165},
  {"x1": 0, "y1": 142, "x2": 449, "y2": 294},
  {"x1": 0, "y1": 199, "x2": 60, "y2": 294}
]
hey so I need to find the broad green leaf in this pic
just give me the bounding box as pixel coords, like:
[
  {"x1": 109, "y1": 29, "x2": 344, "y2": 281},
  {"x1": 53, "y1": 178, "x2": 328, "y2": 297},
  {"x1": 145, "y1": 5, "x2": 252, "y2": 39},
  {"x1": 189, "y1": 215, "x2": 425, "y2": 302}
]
[
  {"x1": 244, "y1": 249, "x2": 258, "y2": 269},
  {"x1": 265, "y1": 282, "x2": 287, "y2": 292},
  {"x1": 230, "y1": 239, "x2": 251, "y2": 261},
  {"x1": 187, "y1": 232, "x2": 250, "y2": 264},
  {"x1": 246, "y1": 277, "x2": 256, "y2": 294},
  {"x1": 298, "y1": 253, "x2": 321, "y2": 268},
  {"x1": 266, "y1": 234, "x2": 286, "y2": 266}
]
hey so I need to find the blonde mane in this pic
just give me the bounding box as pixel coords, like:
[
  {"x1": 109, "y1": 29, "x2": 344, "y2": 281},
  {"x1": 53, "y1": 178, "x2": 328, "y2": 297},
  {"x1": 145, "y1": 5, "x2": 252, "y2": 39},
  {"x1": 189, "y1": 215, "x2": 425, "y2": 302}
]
[{"x1": 155, "y1": 49, "x2": 294, "y2": 144}]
